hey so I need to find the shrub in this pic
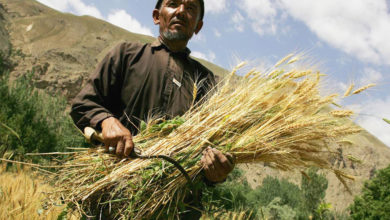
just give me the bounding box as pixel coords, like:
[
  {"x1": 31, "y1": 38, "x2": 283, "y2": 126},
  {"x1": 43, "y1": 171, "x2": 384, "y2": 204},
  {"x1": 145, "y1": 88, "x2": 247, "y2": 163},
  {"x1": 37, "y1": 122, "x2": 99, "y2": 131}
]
[
  {"x1": 202, "y1": 167, "x2": 332, "y2": 219},
  {"x1": 202, "y1": 169, "x2": 253, "y2": 213},
  {"x1": 0, "y1": 50, "x2": 86, "y2": 162},
  {"x1": 261, "y1": 197, "x2": 297, "y2": 220},
  {"x1": 349, "y1": 164, "x2": 390, "y2": 219},
  {"x1": 251, "y1": 175, "x2": 302, "y2": 210},
  {"x1": 301, "y1": 168, "x2": 329, "y2": 219}
]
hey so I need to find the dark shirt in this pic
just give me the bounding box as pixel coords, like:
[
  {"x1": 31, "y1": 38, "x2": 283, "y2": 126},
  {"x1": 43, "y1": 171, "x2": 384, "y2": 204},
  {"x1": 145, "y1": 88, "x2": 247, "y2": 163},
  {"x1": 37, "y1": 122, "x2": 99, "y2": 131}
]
[{"x1": 70, "y1": 40, "x2": 216, "y2": 134}]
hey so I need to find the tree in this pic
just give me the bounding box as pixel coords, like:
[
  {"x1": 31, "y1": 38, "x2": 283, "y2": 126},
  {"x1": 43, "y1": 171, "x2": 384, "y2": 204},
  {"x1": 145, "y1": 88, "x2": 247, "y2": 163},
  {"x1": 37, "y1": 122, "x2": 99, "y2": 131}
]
[
  {"x1": 0, "y1": 50, "x2": 86, "y2": 162},
  {"x1": 300, "y1": 168, "x2": 328, "y2": 219},
  {"x1": 251, "y1": 176, "x2": 302, "y2": 210},
  {"x1": 349, "y1": 164, "x2": 390, "y2": 219}
]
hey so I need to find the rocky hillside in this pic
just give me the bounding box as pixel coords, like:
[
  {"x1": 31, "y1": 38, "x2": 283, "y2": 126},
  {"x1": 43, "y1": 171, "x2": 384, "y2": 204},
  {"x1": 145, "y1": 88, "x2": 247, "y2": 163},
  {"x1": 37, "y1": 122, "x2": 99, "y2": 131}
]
[
  {"x1": 0, "y1": 2, "x2": 9, "y2": 52},
  {"x1": 1, "y1": 0, "x2": 389, "y2": 212},
  {"x1": 239, "y1": 128, "x2": 390, "y2": 212}
]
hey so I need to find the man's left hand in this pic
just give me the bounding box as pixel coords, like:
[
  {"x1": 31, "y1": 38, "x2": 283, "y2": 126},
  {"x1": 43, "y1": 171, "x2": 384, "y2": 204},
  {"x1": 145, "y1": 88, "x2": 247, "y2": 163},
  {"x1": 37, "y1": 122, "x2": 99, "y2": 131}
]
[{"x1": 201, "y1": 147, "x2": 235, "y2": 183}]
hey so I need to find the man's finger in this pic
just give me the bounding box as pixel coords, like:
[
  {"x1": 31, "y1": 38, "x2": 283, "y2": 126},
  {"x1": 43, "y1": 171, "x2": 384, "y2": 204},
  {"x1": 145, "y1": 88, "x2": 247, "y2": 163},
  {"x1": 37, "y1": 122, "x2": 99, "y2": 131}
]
[
  {"x1": 204, "y1": 149, "x2": 216, "y2": 173},
  {"x1": 116, "y1": 139, "x2": 124, "y2": 156},
  {"x1": 124, "y1": 138, "x2": 134, "y2": 157},
  {"x1": 201, "y1": 156, "x2": 208, "y2": 170},
  {"x1": 206, "y1": 149, "x2": 224, "y2": 175},
  {"x1": 212, "y1": 148, "x2": 233, "y2": 171},
  {"x1": 105, "y1": 139, "x2": 116, "y2": 152},
  {"x1": 206, "y1": 149, "x2": 227, "y2": 180}
]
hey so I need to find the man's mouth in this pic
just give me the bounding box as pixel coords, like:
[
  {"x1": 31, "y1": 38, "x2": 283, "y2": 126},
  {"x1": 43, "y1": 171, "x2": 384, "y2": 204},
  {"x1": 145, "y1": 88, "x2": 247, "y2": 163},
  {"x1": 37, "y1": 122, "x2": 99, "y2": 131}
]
[{"x1": 170, "y1": 18, "x2": 186, "y2": 26}]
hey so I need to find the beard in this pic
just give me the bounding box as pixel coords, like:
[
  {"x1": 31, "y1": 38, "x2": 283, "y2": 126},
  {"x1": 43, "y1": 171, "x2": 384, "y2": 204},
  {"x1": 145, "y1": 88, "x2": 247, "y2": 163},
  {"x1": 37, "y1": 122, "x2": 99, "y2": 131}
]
[{"x1": 162, "y1": 30, "x2": 190, "y2": 41}]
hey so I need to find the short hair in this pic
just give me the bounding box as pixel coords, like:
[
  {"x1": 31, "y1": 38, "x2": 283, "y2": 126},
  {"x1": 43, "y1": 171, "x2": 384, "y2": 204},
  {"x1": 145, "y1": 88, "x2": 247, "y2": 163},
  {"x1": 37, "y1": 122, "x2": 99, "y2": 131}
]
[{"x1": 155, "y1": 0, "x2": 204, "y2": 21}]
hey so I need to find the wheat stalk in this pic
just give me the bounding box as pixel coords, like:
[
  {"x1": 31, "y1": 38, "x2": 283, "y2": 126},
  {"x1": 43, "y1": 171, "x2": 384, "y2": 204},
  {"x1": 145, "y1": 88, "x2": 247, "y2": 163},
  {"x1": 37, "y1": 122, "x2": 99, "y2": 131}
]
[
  {"x1": 344, "y1": 84, "x2": 354, "y2": 97},
  {"x1": 330, "y1": 110, "x2": 354, "y2": 117},
  {"x1": 47, "y1": 55, "x2": 364, "y2": 219},
  {"x1": 352, "y1": 83, "x2": 375, "y2": 94},
  {"x1": 275, "y1": 53, "x2": 294, "y2": 67}
]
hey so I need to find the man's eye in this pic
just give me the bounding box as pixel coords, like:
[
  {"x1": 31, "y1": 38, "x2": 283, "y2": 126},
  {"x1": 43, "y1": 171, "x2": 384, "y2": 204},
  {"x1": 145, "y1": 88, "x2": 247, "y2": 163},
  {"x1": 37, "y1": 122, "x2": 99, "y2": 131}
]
[{"x1": 168, "y1": 2, "x2": 178, "y2": 7}]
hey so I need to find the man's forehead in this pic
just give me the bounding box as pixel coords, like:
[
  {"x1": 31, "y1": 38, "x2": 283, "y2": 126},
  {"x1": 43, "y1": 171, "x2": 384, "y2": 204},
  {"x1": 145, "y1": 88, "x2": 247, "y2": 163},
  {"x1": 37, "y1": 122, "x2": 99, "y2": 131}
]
[{"x1": 163, "y1": 0, "x2": 201, "y2": 6}]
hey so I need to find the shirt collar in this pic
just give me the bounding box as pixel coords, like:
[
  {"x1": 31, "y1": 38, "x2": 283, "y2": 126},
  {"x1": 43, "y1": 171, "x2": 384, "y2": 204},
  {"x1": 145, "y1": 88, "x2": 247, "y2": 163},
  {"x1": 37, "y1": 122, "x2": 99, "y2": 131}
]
[{"x1": 151, "y1": 38, "x2": 191, "y2": 56}]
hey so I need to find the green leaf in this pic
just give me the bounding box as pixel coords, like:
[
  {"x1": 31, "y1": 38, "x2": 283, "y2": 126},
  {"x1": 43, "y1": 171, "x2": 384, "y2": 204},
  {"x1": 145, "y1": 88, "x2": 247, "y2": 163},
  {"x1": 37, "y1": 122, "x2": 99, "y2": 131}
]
[
  {"x1": 0, "y1": 121, "x2": 21, "y2": 143},
  {"x1": 56, "y1": 207, "x2": 68, "y2": 220},
  {"x1": 140, "y1": 120, "x2": 147, "y2": 132},
  {"x1": 383, "y1": 118, "x2": 390, "y2": 125}
]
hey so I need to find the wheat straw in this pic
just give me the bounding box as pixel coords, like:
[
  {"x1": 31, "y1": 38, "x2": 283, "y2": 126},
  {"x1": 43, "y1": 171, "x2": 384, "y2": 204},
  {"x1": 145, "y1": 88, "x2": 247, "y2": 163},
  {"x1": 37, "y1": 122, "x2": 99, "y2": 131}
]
[
  {"x1": 48, "y1": 55, "x2": 363, "y2": 219},
  {"x1": 275, "y1": 54, "x2": 294, "y2": 67},
  {"x1": 330, "y1": 110, "x2": 354, "y2": 117},
  {"x1": 344, "y1": 84, "x2": 354, "y2": 97},
  {"x1": 352, "y1": 83, "x2": 375, "y2": 94}
]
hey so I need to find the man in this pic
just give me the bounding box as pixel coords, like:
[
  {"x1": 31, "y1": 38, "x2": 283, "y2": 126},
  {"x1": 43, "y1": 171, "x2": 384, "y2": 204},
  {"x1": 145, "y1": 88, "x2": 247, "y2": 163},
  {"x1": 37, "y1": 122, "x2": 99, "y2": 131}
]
[{"x1": 71, "y1": 0, "x2": 234, "y2": 216}]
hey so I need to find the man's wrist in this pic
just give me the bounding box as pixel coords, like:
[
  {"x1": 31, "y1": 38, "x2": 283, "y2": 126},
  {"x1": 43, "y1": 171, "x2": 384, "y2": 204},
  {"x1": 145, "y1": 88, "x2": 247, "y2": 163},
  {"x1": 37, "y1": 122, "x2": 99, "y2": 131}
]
[
  {"x1": 97, "y1": 115, "x2": 115, "y2": 130},
  {"x1": 202, "y1": 171, "x2": 227, "y2": 186}
]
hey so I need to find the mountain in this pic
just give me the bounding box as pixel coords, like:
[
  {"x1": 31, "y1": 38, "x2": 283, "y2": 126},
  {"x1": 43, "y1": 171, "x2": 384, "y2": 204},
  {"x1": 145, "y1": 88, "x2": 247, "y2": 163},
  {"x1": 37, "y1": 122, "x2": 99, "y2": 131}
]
[
  {"x1": 1, "y1": 0, "x2": 390, "y2": 212},
  {"x1": 0, "y1": 2, "x2": 9, "y2": 52}
]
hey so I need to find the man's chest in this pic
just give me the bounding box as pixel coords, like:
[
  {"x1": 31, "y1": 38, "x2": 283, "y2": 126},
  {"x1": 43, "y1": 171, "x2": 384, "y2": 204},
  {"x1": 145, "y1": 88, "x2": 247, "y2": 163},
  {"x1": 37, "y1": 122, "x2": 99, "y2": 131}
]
[{"x1": 119, "y1": 50, "x2": 197, "y2": 119}]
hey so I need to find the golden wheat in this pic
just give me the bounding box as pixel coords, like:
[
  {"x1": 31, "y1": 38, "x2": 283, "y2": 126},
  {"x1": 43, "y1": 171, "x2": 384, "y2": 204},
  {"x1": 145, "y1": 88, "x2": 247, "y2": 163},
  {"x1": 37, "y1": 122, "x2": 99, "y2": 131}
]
[
  {"x1": 344, "y1": 84, "x2": 354, "y2": 97},
  {"x1": 330, "y1": 110, "x2": 354, "y2": 117},
  {"x1": 274, "y1": 53, "x2": 294, "y2": 67},
  {"x1": 352, "y1": 83, "x2": 375, "y2": 94},
  {"x1": 47, "y1": 54, "x2": 363, "y2": 219},
  {"x1": 0, "y1": 165, "x2": 66, "y2": 220}
]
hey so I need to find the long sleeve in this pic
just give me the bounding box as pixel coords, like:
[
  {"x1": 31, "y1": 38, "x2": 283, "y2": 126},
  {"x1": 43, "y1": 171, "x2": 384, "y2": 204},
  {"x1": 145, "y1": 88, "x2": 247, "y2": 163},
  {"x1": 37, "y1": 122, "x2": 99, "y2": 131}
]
[
  {"x1": 70, "y1": 43, "x2": 127, "y2": 131},
  {"x1": 70, "y1": 40, "x2": 217, "y2": 133}
]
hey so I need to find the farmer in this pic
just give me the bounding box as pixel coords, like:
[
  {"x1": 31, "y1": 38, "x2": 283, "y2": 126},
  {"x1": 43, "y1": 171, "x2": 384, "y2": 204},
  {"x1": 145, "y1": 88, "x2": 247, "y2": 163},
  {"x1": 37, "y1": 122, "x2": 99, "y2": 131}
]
[{"x1": 70, "y1": 0, "x2": 234, "y2": 218}]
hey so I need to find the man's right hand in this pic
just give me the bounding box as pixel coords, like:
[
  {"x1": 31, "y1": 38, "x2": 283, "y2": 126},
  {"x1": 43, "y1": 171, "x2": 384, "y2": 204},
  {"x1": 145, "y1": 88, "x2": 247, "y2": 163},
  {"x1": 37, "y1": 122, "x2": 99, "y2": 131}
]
[{"x1": 101, "y1": 117, "x2": 134, "y2": 157}]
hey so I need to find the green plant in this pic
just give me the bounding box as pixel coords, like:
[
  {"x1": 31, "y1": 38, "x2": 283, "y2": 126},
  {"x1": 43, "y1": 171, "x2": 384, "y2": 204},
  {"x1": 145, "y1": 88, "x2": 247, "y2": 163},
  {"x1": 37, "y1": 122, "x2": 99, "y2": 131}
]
[
  {"x1": 0, "y1": 50, "x2": 15, "y2": 75},
  {"x1": 261, "y1": 197, "x2": 297, "y2": 220},
  {"x1": 316, "y1": 202, "x2": 332, "y2": 220},
  {"x1": 349, "y1": 164, "x2": 390, "y2": 219},
  {"x1": 300, "y1": 168, "x2": 329, "y2": 219},
  {"x1": 201, "y1": 169, "x2": 254, "y2": 215},
  {"x1": 0, "y1": 51, "x2": 86, "y2": 162},
  {"x1": 201, "y1": 167, "x2": 333, "y2": 220},
  {"x1": 251, "y1": 176, "x2": 302, "y2": 210}
]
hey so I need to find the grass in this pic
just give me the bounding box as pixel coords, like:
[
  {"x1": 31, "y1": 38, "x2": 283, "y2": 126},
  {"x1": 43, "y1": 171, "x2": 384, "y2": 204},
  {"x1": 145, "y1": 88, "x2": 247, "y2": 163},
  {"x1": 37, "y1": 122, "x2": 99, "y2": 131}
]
[{"x1": 46, "y1": 54, "x2": 366, "y2": 219}]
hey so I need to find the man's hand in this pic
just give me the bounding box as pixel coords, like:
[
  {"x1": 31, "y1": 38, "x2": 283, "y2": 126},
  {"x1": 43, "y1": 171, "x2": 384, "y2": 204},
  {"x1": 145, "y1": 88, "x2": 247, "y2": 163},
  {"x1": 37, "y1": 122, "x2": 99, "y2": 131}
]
[
  {"x1": 201, "y1": 147, "x2": 235, "y2": 183},
  {"x1": 101, "y1": 117, "x2": 134, "y2": 157}
]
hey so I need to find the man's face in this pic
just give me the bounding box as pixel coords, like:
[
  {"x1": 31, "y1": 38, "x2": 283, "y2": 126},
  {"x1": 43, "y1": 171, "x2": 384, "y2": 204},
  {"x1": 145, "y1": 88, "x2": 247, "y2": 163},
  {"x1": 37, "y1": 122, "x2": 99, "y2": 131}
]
[{"x1": 153, "y1": 0, "x2": 203, "y2": 42}]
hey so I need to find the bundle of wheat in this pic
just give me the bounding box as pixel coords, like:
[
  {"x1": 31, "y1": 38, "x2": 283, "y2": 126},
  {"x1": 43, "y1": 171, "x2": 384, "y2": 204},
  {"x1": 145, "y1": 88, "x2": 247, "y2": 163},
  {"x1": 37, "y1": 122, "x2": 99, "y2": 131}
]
[{"x1": 49, "y1": 55, "x2": 366, "y2": 219}]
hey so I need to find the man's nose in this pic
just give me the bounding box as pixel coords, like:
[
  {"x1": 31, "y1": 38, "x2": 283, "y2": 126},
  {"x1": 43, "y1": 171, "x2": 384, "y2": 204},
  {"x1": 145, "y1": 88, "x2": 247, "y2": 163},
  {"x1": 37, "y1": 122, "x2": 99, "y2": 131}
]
[{"x1": 175, "y1": 4, "x2": 186, "y2": 17}]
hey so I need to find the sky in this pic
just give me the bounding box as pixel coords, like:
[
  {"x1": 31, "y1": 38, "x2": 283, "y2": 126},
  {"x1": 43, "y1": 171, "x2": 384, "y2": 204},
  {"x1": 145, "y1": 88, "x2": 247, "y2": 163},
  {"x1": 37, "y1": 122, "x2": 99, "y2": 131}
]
[{"x1": 36, "y1": 0, "x2": 390, "y2": 147}]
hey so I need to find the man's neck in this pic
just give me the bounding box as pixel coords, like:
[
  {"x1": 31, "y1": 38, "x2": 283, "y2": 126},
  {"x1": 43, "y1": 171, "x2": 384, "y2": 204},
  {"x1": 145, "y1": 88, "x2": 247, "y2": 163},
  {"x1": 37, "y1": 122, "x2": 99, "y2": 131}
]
[{"x1": 158, "y1": 36, "x2": 188, "y2": 52}]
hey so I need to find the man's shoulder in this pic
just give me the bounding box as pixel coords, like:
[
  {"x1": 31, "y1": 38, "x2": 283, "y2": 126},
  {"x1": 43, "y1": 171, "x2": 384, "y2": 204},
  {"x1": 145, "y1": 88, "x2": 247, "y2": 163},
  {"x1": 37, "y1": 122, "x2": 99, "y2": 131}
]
[
  {"x1": 188, "y1": 56, "x2": 215, "y2": 79},
  {"x1": 111, "y1": 41, "x2": 150, "y2": 54}
]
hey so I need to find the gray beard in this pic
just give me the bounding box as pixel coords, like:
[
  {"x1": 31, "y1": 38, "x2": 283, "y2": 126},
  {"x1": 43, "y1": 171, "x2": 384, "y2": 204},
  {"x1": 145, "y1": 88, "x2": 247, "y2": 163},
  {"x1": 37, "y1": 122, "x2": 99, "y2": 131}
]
[{"x1": 162, "y1": 30, "x2": 189, "y2": 41}]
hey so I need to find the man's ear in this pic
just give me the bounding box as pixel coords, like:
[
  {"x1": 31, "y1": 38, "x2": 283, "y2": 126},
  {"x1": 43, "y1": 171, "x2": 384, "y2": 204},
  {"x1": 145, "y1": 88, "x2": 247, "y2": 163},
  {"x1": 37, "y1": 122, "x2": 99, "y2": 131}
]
[
  {"x1": 194, "y1": 20, "x2": 203, "y2": 34},
  {"x1": 152, "y1": 9, "x2": 160, "y2": 25}
]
